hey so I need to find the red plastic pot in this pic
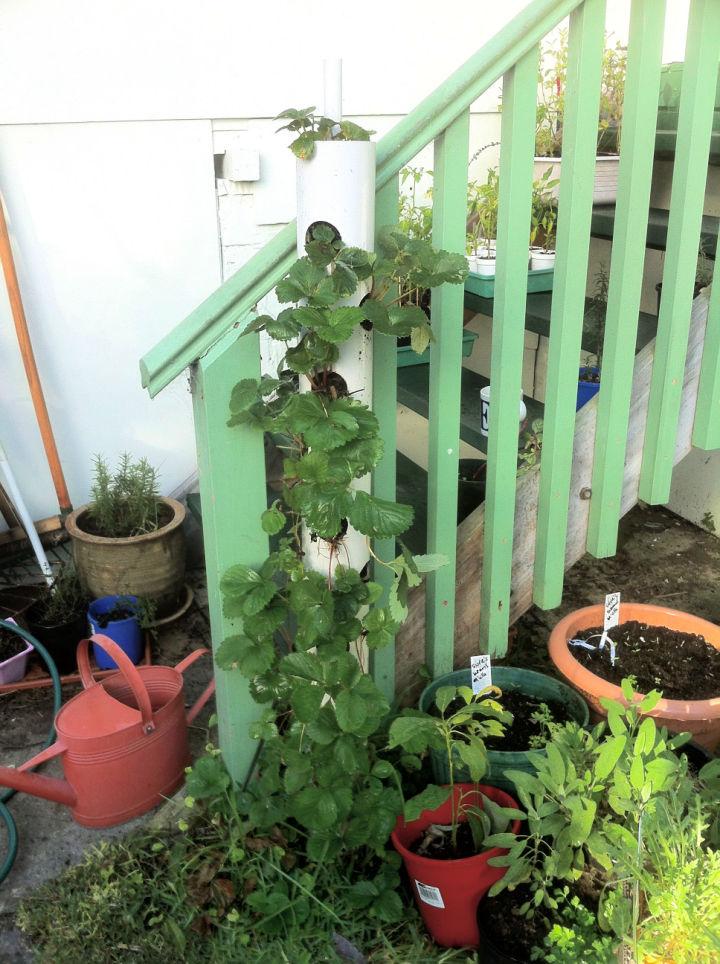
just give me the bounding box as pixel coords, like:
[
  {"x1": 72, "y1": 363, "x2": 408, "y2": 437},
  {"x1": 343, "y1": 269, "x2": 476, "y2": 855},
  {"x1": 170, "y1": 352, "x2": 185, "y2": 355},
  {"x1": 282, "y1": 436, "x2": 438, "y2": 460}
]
[
  {"x1": 391, "y1": 783, "x2": 520, "y2": 948},
  {"x1": 549, "y1": 603, "x2": 720, "y2": 752}
]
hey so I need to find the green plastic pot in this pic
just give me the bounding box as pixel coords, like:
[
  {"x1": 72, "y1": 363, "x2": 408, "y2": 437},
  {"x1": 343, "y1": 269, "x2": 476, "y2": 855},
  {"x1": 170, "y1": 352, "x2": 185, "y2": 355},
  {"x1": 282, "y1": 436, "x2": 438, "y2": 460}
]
[{"x1": 419, "y1": 667, "x2": 590, "y2": 794}]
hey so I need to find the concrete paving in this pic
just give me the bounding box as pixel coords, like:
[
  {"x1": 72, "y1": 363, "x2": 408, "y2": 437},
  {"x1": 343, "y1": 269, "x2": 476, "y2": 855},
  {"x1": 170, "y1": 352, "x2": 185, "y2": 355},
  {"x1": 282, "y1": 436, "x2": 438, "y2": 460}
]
[{"x1": 0, "y1": 568, "x2": 215, "y2": 961}]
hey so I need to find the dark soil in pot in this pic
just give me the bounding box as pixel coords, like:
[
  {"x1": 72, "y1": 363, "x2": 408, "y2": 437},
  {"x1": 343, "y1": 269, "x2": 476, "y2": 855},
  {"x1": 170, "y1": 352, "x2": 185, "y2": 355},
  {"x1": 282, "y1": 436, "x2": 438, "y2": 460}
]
[
  {"x1": 94, "y1": 605, "x2": 137, "y2": 628},
  {"x1": 478, "y1": 885, "x2": 550, "y2": 963},
  {"x1": 78, "y1": 501, "x2": 174, "y2": 538},
  {"x1": 0, "y1": 628, "x2": 27, "y2": 661},
  {"x1": 458, "y1": 459, "x2": 487, "y2": 523},
  {"x1": 429, "y1": 689, "x2": 574, "y2": 752},
  {"x1": 570, "y1": 619, "x2": 720, "y2": 699},
  {"x1": 408, "y1": 820, "x2": 478, "y2": 860}
]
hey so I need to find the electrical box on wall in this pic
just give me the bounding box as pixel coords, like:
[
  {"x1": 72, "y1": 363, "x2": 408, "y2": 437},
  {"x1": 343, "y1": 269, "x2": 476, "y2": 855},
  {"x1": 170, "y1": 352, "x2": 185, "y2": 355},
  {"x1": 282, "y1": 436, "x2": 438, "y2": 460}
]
[{"x1": 213, "y1": 131, "x2": 260, "y2": 182}]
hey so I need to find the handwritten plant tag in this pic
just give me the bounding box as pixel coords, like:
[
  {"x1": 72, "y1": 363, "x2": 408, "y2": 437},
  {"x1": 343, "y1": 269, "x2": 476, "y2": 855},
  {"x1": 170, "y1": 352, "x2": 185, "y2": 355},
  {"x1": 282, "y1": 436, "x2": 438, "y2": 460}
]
[
  {"x1": 599, "y1": 592, "x2": 620, "y2": 665},
  {"x1": 470, "y1": 654, "x2": 492, "y2": 694}
]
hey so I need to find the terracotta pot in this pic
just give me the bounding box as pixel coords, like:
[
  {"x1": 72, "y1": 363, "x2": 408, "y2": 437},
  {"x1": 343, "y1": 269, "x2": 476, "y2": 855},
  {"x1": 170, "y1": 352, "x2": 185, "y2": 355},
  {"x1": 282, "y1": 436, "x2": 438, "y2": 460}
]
[
  {"x1": 65, "y1": 498, "x2": 186, "y2": 618},
  {"x1": 391, "y1": 783, "x2": 520, "y2": 948},
  {"x1": 548, "y1": 603, "x2": 720, "y2": 752}
]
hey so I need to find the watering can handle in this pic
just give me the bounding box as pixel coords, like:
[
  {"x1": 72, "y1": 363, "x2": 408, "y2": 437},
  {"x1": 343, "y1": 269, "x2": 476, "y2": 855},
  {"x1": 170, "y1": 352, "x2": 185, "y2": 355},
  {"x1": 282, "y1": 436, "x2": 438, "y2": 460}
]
[
  {"x1": 77, "y1": 635, "x2": 156, "y2": 734},
  {"x1": 175, "y1": 648, "x2": 216, "y2": 724}
]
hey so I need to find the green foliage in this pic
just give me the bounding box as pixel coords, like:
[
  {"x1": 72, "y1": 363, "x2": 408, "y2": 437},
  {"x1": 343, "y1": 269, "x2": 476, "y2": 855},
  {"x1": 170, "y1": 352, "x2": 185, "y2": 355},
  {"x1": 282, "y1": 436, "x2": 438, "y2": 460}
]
[
  {"x1": 31, "y1": 562, "x2": 86, "y2": 626},
  {"x1": 387, "y1": 684, "x2": 514, "y2": 852},
  {"x1": 535, "y1": 30, "x2": 627, "y2": 157},
  {"x1": 467, "y1": 168, "x2": 499, "y2": 254},
  {"x1": 398, "y1": 166, "x2": 433, "y2": 242},
  {"x1": 517, "y1": 418, "x2": 543, "y2": 475},
  {"x1": 17, "y1": 759, "x2": 465, "y2": 964},
  {"x1": 531, "y1": 891, "x2": 617, "y2": 963},
  {"x1": 582, "y1": 262, "x2": 609, "y2": 373},
  {"x1": 87, "y1": 453, "x2": 162, "y2": 538},
  {"x1": 530, "y1": 168, "x2": 559, "y2": 253},
  {"x1": 275, "y1": 106, "x2": 374, "y2": 159}
]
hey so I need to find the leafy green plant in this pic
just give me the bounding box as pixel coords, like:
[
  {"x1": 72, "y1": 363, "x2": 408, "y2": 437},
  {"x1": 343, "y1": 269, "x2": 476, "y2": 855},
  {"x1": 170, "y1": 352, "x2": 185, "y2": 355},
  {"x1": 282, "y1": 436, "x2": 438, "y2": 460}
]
[
  {"x1": 31, "y1": 562, "x2": 86, "y2": 626},
  {"x1": 696, "y1": 237, "x2": 715, "y2": 288},
  {"x1": 486, "y1": 681, "x2": 688, "y2": 911},
  {"x1": 518, "y1": 418, "x2": 543, "y2": 474},
  {"x1": 531, "y1": 890, "x2": 617, "y2": 963},
  {"x1": 87, "y1": 453, "x2": 162, "y2": 538},
  {"x1": 526, "y1": 700, "x2": 560, "y2": 750},
  {"x1": 219, "y1": 224, "x2": 467, "y2": 870},
  {"x1": 386, "y1": 684, "x2": 515, "y2": 853},
  {"x1": 467, "y1": 168, "x2": 499, "y2": 256},
  {"x1": 398, "y1": 166, "x2": 433, "y2": 243},
  {"x1": 535, "y1": 31, "x2": 627, "y2": 158},
  {"x1": 530, "y1": 168, "x2": 559, "y2": 253},
  {"x1": 275, "y1": 106, "x2": 374, "y2": 159},
  {"x1": 581, "y1": 262, "x2": 609, "y2": 376}
]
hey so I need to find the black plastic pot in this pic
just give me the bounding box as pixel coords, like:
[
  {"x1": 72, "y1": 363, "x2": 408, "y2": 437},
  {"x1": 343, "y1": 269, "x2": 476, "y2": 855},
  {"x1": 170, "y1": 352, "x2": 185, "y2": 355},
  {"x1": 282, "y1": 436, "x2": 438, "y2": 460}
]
[
  {"x1": 24, "y1": 606, "x2": 87, "y2": 675},
  {"x1": 458, "y1": 459, "x2": 487, "y2": 523}
]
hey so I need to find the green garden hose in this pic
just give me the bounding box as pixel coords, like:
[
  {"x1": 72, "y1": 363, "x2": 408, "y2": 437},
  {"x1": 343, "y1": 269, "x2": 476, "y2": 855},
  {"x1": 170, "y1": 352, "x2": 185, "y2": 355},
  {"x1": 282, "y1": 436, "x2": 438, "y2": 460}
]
[{"x1": 0, "y1": 619, "x2": 63, "y2": 884}]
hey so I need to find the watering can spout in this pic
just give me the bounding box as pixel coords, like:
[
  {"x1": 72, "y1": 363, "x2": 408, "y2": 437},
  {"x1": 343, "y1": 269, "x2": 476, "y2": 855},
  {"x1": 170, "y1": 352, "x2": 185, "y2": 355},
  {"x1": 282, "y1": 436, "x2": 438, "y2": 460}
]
[{"x1": 0, "y1": 767, "x2": 76, "y2": 808}]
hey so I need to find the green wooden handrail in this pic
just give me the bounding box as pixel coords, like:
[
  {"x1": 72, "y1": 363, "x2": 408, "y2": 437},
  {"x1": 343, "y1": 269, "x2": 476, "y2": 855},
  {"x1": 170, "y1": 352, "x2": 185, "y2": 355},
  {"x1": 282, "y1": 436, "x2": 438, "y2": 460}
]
[{"x1": 140, "y1": 0, "x2": 584, "y2": 398}]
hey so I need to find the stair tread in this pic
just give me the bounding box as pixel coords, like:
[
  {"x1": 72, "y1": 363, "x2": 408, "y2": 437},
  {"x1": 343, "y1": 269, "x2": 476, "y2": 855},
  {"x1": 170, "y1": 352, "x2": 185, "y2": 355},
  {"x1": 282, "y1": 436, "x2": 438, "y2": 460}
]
[
  {"x1": 397, "y1": 365, "x2": 543, "y2": 453},
  {"x1": 464, "y1": 289, "x2": 658, "y2": 354},
  {"x1": 591, "y1": 204, "x2": 719, "y2": 255}
]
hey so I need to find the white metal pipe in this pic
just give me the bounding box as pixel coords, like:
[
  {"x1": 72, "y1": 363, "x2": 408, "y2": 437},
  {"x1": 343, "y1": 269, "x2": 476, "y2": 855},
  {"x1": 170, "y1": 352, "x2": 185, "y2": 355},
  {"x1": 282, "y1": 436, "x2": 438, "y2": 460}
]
[{"x1": 0, "y1": 441, "x2": 54, "y2": 584}]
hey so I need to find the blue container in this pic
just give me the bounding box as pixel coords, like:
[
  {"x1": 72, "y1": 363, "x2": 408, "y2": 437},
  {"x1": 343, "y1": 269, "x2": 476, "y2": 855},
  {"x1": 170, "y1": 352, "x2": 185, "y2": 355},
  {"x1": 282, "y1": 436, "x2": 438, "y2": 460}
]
[
  {"x1": 577, "y1": 367, "x2": 601, "y2": 410},
  {"x1": 87, "y1": 595, "x2": 143, "y2": 669}
]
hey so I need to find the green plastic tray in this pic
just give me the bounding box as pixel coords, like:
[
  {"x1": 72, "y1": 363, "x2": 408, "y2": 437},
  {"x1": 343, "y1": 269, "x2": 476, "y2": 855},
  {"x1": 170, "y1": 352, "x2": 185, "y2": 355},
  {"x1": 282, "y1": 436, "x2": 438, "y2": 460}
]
[
  {"x1": 465, "y1": 266, "x2": 555, "y2": 299},
  {"x1": 396, "y1": 329, "x2": 479, "y2": 367}
]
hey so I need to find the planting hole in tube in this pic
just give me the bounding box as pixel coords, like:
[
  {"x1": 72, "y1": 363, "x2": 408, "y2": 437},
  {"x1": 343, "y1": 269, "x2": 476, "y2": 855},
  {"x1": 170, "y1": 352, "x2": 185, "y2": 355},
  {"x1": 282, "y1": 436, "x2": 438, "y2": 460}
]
[{"x1": 305, "y1": 220, "x2": 342, "y2": 246}]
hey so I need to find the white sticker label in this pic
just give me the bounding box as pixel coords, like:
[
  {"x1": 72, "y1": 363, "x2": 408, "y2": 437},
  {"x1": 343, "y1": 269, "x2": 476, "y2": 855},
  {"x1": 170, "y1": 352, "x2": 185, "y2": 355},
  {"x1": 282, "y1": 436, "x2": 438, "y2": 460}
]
[
  {"x1": 604, "y1": 592, "x2": 621, "y2": 631},
  {"x1": 415, "y1": 880, "x2": 445, "y2": 908},
  {"x1": 470, "y1": 654, "x2": 492, "y2": 694}
]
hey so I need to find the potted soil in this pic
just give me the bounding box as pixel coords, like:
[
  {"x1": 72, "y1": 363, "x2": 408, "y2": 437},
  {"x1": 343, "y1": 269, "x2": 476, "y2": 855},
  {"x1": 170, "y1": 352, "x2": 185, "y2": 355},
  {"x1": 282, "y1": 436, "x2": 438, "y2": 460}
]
[
  {"x1": 419, "y1": 667, "x2": 589, "y2": 794},
  {"x1": 548, "y1": 601, "x2": 720, "y2": 751},
  {"x1": 65, "y1": 454, "x2": 186, "y2": 618},
  {"x1": 87, "y1": 595, "x2": 144, "y2": 669},
  {"x1": 25, "y1": 564, "x2": 88, "y2": 676},
  {"x1": 0, "y1": 618, "x2": 34, "y2": 684},
  {"x1": 388, "y1": 686, "x2": 521, "y2": 947}
]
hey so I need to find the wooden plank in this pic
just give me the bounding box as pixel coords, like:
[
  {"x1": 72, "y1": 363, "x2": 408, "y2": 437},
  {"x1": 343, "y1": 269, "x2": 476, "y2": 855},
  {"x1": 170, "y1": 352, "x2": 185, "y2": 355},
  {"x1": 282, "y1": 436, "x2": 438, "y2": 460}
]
[
  {"x1": 639, "y1": 0, "x2": 720, "y2": 503},
  {"x1": 693, "y1": 259, "x2": 720, "y2": 450},
  {"x1": 425, "y1": 110, "x2": 470, "y2": 679},
  {"x1": 192, "y1": 327, "x2": 269, "y2": 784},
  {"x1": 395, "y1": 295, "x2": 710, "y2": 698},
  {"x1": 586, "y1": 0, "x2": 667, "y2": 557},
  {"x1": 533, "y1": 0, "x2": 606, "y2": 608},
  {"x1": 370, "y1": 176, "x2": 400, "y2": 699},
  {"x1": 480, "y1": 46, "x2": 538, "y2": 656}
]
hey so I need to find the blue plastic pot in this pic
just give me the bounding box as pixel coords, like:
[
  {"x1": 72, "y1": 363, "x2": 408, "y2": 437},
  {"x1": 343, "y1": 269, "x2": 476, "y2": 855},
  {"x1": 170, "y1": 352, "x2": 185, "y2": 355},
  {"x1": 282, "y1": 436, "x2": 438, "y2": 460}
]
[
  {"x1": 87, "y1": 595, "x2": 143, "y2": 669},
  {"x1": 576, "y1": 367, "x2": 600, "y2": 410}
]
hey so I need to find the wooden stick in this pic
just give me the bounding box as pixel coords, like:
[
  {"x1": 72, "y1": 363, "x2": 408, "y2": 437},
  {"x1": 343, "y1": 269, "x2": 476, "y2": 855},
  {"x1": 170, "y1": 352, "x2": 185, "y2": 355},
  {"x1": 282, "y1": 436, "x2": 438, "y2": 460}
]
[{"x1": 0, "y1": 195, "x2": 72, "y2": 514}]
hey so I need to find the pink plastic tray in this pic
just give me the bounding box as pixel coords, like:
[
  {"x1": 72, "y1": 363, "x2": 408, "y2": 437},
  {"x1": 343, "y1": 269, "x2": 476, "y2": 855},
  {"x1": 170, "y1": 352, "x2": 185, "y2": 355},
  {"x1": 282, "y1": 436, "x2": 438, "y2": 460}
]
[{"x1": 0, "y1": 618, "x2": 34, "y2": 685}]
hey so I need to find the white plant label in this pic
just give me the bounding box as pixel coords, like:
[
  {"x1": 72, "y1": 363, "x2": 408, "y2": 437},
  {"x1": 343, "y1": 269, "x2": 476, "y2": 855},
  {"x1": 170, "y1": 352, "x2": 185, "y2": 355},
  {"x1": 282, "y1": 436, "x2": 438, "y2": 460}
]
[
  {"x1": 470, "y1": 654, "x2": 492, "y2": 694},
  {"x1": 415, "y1": 880, "x2": 445, "y2": 908},
  {"x1": 604, "y1": 592, "x2": 621, "y2": 632}
]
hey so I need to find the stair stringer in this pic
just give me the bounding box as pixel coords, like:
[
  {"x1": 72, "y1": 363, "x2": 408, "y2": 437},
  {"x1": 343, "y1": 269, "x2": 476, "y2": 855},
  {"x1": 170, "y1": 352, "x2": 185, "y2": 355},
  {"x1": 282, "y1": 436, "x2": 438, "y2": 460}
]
[{"x1": 395, "y1": 293, "x2": 711, "y2": 697}]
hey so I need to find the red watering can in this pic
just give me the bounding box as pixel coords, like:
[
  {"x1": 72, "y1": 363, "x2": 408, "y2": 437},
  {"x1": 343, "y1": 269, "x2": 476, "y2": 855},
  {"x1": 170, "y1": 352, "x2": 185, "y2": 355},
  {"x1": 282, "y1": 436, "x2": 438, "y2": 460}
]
[{"x1": 0, "y1": 635, "x2": 215, "y2": 827}]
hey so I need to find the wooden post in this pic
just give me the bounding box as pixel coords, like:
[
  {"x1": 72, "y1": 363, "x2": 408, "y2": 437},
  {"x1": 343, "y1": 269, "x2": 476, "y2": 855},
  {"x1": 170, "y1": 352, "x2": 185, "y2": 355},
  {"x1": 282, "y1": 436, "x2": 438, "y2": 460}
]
[{"x1": 192, "y1": 328, "x2": 269, "y2": 784}]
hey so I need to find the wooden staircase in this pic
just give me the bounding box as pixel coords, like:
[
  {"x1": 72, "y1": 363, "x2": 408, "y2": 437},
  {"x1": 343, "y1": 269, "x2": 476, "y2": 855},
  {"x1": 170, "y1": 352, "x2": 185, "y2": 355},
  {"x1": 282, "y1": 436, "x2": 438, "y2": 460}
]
[{"x1": 395, "y1": 291, "x2": 711, "y2": 695}]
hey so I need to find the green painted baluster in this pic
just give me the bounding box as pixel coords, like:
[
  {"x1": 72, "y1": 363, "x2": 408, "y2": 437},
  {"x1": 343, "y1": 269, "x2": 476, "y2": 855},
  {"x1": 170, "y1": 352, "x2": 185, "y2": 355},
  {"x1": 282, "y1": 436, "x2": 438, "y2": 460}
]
[
  {"x1": 533, "y1": 0, "x2": 606, "y2": 608},
  {"x1": 693, "y1": 252, "x2": 720, "y2": 450},
  {"x1": 192, "y1": 328, "x2": 269, "y2": 784},
  {"x1": 586, "y1": 0, "x2": 667, "y2": 557},
  {"x1": 480, "y1": 47, "x2": 538, "y2": 656},
  {"x1": 371, "y1": 177, "x2": 400, "y2": 699},
  {"x1": 426, "y1": 111, "x2": 470, "y2": 679},
  {"x1": 639, "y1": 0, "x2": 720, "y2": 504}
]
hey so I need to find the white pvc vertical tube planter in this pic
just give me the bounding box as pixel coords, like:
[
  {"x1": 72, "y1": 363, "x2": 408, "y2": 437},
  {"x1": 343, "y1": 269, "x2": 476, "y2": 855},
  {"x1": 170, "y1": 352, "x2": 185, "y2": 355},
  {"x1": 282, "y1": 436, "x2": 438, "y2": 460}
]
[{"x1": 296, "y1": 140, "x2": 376, "y2": 575}]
